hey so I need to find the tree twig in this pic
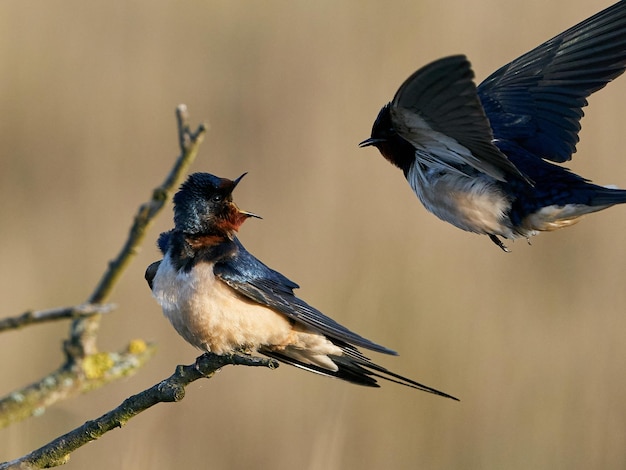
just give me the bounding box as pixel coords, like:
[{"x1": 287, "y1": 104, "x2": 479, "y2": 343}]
[
  {"x1": 0, "y1": 353, "x2": 278, "y2": 469},
  {"x1": 0, "y1": 304, "x2": 115, "y2": 333},
  {"x1": 0, "y1": 340, "x2": 156, "y2": 430},
  {"x1": 66, "y1": 104, "x2": 207, "y2": 360},
  {"x1": 0, "y1": 105, "x2": 207, "y2": 428}
]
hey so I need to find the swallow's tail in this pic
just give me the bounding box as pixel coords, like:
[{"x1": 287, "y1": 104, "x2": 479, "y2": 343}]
[
  {"x1": 589, "y1": 186, "x2": 626, "y2": 207},
  {"x1": 260, "y1": 348, "x2": 459, "y2": 400},
  {"x1": 518, "y1": 186, "x2": 626, "y2": 233},
  {"x1": 335, "y1": 355, "x2": 459, "y2": 400}
]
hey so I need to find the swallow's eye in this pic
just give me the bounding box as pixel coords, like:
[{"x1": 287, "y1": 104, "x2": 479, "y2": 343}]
[{"x1": 211, "y1": 194, "x2": 223, "y2": 203}]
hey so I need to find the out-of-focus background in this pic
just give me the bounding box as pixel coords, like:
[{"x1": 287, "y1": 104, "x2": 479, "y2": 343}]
[{"x1": 2, "y1": 1, "x2": 626, "y2": 468}]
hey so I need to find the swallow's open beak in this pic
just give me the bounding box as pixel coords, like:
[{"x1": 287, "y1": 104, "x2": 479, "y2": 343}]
[{"x1": 229, "y1": 173, "x2": 262, "y2": 219}]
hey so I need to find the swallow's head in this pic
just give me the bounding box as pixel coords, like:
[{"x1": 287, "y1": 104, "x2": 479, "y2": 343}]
[
  {"x1": 359, "y1": 103, "x2": 395, "y2": 150},
  {"x1": 173, "y1": 172, "x2": 261, "y2": 236},
  {"x1": 359, "y1": 103, "x2": 416, "y2": 176}
]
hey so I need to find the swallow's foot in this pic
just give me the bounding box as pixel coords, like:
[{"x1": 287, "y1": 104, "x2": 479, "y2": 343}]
[
  {"x1": 193, "y1": 352, "x2": 221, "y2": 378},
  {"x1": 489, "y1": 234, "x2": 510, "y2": 252},
  {"x1": 228, "y1": 353, "x2": 279, "y2": 369},
  {"x1": 233, "y1": 346, "x2": 254, "y2": 356},
  {"x1": 190, "y1": 352, "x2": 278, "y2": 378}
]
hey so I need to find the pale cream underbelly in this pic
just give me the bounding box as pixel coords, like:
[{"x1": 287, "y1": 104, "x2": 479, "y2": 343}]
[{"x1": 151, "y1": 255, "x2": 342, "y2": 370}]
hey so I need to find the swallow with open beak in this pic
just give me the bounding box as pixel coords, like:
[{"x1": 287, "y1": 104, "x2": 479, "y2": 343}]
[{"x1": 145, "y1": 172, "x2": 457, "y2": 399}]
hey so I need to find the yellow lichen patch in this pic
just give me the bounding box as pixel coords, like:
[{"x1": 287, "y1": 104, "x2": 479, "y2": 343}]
[
  {"x1": 127, "y1": 338, "x2": 148, "y2": 355},
  {"x1": 82, "y1": 353, "x2": 115, "y2": 379}
]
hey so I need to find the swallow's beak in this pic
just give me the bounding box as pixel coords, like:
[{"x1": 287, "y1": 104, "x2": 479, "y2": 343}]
[
  {"x1": 232, "y1": 172, "x2": 248, "y2": 188},
  {"x1": 221, "y1": 172, "x2": 249, "y2": 195},
  {"x1": 226, "y1": 205, "x2": 262, "y2": 232},
  {"x1": 230, "y1": 173, "x2": 261, "y2": 219},
  {"x1": 238, "y1": 208, "x2": 262, "y2": 220},
  {"x1": 358, "y1": 137, "x2": 385, "y2": 148}
]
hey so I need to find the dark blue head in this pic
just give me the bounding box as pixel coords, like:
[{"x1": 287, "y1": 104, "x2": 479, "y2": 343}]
[
  {"x1": 173, "y1": 172, "x2": 260, "y2": 235},
  {"x1": 359, "y1": 103, "x2": 416, "y2": 176},
  {"x1": 360, "y1": 103, "x2": 395, "y2": 146}
]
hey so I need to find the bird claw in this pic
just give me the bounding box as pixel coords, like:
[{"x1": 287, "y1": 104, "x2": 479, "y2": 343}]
[{"x1": 489, "y1": 234, "x2": 510, "y2": 252}]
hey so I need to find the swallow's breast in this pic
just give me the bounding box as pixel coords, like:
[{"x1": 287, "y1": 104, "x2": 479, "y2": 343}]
[
  {"x1": 406, "y1": 163, "x2": 515, "y2": 237},
  {"x1": 151, "y1": 254, "x2": 296, "y2": 354}
]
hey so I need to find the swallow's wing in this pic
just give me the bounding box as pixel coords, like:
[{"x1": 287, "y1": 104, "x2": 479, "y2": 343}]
[
  {"x1": 261, "y1": 347, "x2": 459, "y2": 400},
  {"x1": 391, "y1": 55, "x2": 525, "y2": 182},
  {"x1": 478, "y1": 1, "x2": 626, "y2": 163},
  {"x1": 144, "y1": 230, "x2": 174, "y2": 289},
  {"x1": 145, "y1": 260, "x2": 161, "y2": 290},
  {"x1": 157, "y1": 230, "x2": 173, "y2": 254},
  {"x1": 213, "y1": 239, "x2": 396, "y2": 355},
  {"x1": 215, "y1": 249, "x2": 459, "y2": 399}
]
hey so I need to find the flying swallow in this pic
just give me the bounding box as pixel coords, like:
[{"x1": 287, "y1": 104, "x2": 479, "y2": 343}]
[
  {"x1": 360, "y1": 1, "x2": 626, "y2": 251},
  {"x1": 145, "y1": 172, "x2": 457, "y2": 399}
]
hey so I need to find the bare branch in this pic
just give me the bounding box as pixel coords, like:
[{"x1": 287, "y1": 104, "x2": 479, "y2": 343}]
[
  {"x1": 0, "y1": 304, "x2": 115, "y2": 333},
  {"x1": 0, "y1": 105, "x2": 207, "y2": 428},
  {"x1": 0, "y1": 353, "x2": 278, "y2": 469},
  {"x1": 67, "y1": 105, "x2": 207, "y2": 359}
]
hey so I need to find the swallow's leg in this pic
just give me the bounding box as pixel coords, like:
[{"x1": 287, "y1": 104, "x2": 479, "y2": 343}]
[{"x1": 489, "y1": 234, "x2": 510, "y2": 252}]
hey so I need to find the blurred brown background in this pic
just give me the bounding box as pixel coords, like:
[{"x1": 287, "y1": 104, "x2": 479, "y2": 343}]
[{"x1": 1, "y1": 0, "x2": 626, "y2": 468}]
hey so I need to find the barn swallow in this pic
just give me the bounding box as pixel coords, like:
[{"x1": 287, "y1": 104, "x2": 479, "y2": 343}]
[
  {"x1": 145, "y1": 172, "x2": 457, "y2": 399},
  {"x1": 360, "y1": 1, "x2": 626, "y2": 251}
]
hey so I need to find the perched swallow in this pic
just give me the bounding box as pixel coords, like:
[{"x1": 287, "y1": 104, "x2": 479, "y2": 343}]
[
  {"x1": 360, "y1": 1, "x2": 626, "y2": 251},
  {"x1": 145, "y1": 172, "x2": 457, "y2": 399}
]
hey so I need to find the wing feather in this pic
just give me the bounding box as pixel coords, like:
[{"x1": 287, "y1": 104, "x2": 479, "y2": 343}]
[
  {"x1": 391, "y1": 55, "x2": 526, "y2": 182},
  {"x1": 214, "y1": 239, "x2": 396, "y2": 355},
  {"x1": 478, "y1": 1, "x2": 626, "y2": 162}
]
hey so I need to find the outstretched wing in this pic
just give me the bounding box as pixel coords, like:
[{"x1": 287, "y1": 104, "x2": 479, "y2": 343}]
[
  {"x1": 391, "y1": 55, "x2": 525, "y2": 182},
  {"x1": 478, "y1": 1, "x2": 626, "y2": 162},
  {"x1": 213, "y1": 239, "x2": 397, "y2": 355}
]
